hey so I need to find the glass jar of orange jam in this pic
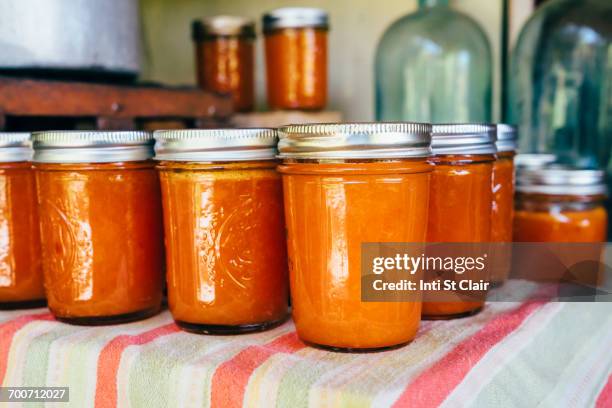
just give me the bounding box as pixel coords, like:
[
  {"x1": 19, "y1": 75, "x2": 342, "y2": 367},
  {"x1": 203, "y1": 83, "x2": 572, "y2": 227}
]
[
  {"x1": 514, "y1": 167, "x2": 607, "y2": 242},
  {"x1": 278, "y1": 123, "x2": 432, "y2": 351},
  {"x1": 154, "y1": 129, "x2": 288, "y2": 334},
  {"x1": 490, "y1": 124, "x2": 517, "y2": 286},
  {"x1": 422, "y1": 124, "x2": 497, "y2": 319},
  {"x1": 263, "y1": 8, "x2": 329, "y2": 110},
  {"x1": 192, "y1": 16, "x2": 255, "y2": 112},
  {"x1": 0, "y1": 133, "x2": 45, "y2": 309},
  {"x1": 33, "y1": 131, "x2": 164, "y2": 324}
]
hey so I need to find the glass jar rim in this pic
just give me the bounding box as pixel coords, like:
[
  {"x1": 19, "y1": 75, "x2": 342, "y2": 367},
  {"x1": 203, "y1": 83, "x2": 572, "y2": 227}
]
[
  {"x1": 431, "y1": 123, "x2": 497, "y2": 155},
  {"x1": 278, "y1": 122, "x2": 431, "y2": 160},
  {"x1": 32, "y1": 131, "x2": 153, "y2": 163},
  {"x1": 154, "y1": 128, "x2": 278, "y2": 162},
  {"x1": 516, "y1": 167, "x2": 607, "y2": 196},
  {"x1": 263, "y1": 7, "x2": 329, "y2": 32},
  {"x1": 0, "y1": 132, "x2": 32, "y2": 162}
]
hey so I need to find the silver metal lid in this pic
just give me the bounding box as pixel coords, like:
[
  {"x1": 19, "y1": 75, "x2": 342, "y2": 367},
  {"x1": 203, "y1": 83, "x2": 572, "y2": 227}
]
[
  {"x1": 496, "y1": 124, "x2": 518, "y2": 153},
  {"x1": 0, "y1": 132, "x2": 32, "y2": 162},
  {"x1": 192, "y1": 16, "x2": 256, "y2": 39},
  {"x1": 278, "y1": 122, "x2": 431, "y2": 160},
  {"x1": 431, "y1": 124, "x2": 497, "y2": 155},
  {"x1": 32, "y1": 131, "x2": 154, "y2": 163},
  {"x1": 514, "y1": 153, "x2": 558, "y2": 169},
  {"x1": 516, "y1": 167, "x2": 607, "y2": 196},
  {"x1": 154, "y1": 129, "x2": 278, "y2": 162},
  {"x1": 263, "y1": 7, "x2": 329, "y2": 32}
]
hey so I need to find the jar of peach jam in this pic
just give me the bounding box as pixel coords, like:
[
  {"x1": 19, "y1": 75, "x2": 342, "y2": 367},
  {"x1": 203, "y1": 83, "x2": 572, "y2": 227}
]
[
  {"x1": 33, "y1": 131, "x2": 164, "y2": 324},
  {"x1": 0, "y1": 133, "x2": 45, "y2": 309},
  {"x1": 422, "y1": 124, "x2": 497, "y2": 320},
  {"x1": 192, "y1": 16, "x2": 256, "y2": 112},
  {"x1": 278, "y1": 123, "x2": 432, "y2": 351},
  {"x1": 263, "y1": 8, "x2": 329, "y2": 110},
  {"x1": 154, "y1": 129, "x2": 288, "y2": 334},
  {"x1": 490, "y1": 124, "x2": 517, "y2": 286},
  {"x1": 514, "y1": 167, "x2": 607, "y2": 242}
]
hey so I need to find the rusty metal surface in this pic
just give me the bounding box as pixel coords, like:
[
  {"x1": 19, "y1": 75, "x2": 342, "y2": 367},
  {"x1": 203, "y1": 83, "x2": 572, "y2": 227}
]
[{"x1": 0, "y1": 77, "x2": 233, "y2": 123}]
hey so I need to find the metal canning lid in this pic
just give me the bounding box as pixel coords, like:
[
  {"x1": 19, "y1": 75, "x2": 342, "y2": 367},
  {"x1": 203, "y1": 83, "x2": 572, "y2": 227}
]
[
  {"x1": 263, "y1": 7, "x2": 329, "y2": 33},
  {"x1": 192, "y1": 16, "x2": 256, "y2": 40},
  {"x1": 516, "y1": 166, "x2": 607, "y2": 196},
  {"x1": 32, "y1": 131, "x2": 154, "y2": 163},
  {"x1": 514, "y1": 153, "x2": 558, "y2": 168},
  {"x1": 431, "y1": 124, "x2": 497, "y2": 155},
  {"x1": 154, "y1": 128, "x2": 278, "y2": 162},
  {"x1": 496, "y1": 124, "x2": 518, "y2": 152},
  {"x1": 277, "y1": 122, "x2": 431, "y2": 159},
  {"x1": 0, "y1": 132, "x2": 32, "y2": 162}
]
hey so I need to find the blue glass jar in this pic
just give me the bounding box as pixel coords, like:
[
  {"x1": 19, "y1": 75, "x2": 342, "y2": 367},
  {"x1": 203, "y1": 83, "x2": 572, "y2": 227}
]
[
  {"x1": 375, "y1": 0, "x2": 492, "y2": 123},
  {"x1": 507, "y1": 0, "x2": 611, "y2": 169}
]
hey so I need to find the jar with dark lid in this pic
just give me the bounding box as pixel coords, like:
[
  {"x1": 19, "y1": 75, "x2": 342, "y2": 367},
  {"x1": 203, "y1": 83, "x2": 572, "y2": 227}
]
[
  {"x1": 422, "y1": 123, "x2": 497, "y2": 319},
  {"x1": 514, "y1": 167, "x2": 607, "y2": 242},
  {"x1": 490, "y1": 124, "x2": 518, "y2": 285},
  {"x1": 263, "y1": 8, "x2": 329, "y2": 110},
  {"x1": 33, "y1": 131, "x2": 164, "y2": 324},
  {"x1": 192, "y1": 16, "x2": 256, "y2": 112},
  {"x1": 154, "y1": 129, "x2": 288, "y2": 334},
  {"x1": 278, "y1": 122, "x2": 432, "y2": 350},
  {"x1": 0, "y1": 133, "x2": 45, "y2": 309}
]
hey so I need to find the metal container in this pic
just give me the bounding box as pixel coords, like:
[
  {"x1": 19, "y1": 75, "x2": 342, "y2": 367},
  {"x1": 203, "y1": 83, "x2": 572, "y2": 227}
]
[{"x1": 0, "y1": 0, "x2": 141, "y2": 77}]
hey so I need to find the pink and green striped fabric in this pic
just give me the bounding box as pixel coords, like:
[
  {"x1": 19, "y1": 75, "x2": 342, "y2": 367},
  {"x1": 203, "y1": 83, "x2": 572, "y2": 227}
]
[{"x1": 1, "y1": 286, "x2": 611, "y2": 407}]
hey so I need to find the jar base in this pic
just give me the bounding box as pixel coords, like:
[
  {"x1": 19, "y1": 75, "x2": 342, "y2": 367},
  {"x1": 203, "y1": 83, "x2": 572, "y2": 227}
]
[
  {"x1": 175, "y1": 315, "x2": 288, "y2": 335},
  {"x1": 54, "y1": 305, "x2": 160, "y2": 326},
  {"x1": 303, "y1": 339, "x2": 412, "y2": 353},
  {"x1": 422, "y1": 306, "x2": 483, "y2": 321},
  {"x1": 0, "y1": 299, "x2": 47, "y2": 310}
]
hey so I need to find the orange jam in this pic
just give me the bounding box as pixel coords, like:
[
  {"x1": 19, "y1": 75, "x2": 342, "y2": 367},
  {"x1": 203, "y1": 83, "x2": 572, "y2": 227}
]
[
  {"x1": 513, "y1": 167, "x2": 607, "y2": 242},
  {"x1": 0, "y1": 133, "x2": 45, "y2": 308},
  {"x1": 154, "y1": 129, "x2": 288, "y2": 334},
  {"x1": 514, "y1": 197, "x2": 607, "y2": 242},
  {"x1": 33, "y1": 132, "x2": 164, "y2": 324},
  {"x1": 192, "y1": 17, "x2": 255, "y2": 112},
  {"x1": 422, "y1": 124, "x2": 497, "y2": 320},
  {"x1": 263, "y1": 8, "x2": 328, "y2": 110},
  {"x1": 490, "y1": 150, "x2": 516, "y2": 284},
  {"x1": 278, "y1": 123, "x2": 432, "y2": 350}
]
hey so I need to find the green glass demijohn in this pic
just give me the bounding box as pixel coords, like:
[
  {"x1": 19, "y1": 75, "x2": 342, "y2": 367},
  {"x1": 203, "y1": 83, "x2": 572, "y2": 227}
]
[
  {"x1": 507, "y1": 0, "x2": 612, "y2": 169},
  {"x1": 375, "y1": 0, "x2": 493, "y2": 123}
]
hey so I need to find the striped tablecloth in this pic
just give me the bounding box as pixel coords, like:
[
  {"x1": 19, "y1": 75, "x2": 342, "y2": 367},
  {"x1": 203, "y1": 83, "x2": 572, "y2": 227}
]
[{"x1": 1, "y1": 286, "x2": 611, "y2": 407}]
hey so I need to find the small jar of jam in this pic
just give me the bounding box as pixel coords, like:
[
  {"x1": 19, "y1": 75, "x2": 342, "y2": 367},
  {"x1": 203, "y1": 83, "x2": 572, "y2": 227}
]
[
  {"x1": 154, "y1": 129, "x2": 288, "y2": 334},
  {"x1": 33, "y1": 131, "x2": 164, "y2": 324},
  {"x1": 278, "y1": 123, "x2": 432, "y2": 351},
  {"x1": 263, "y1": 7, "x2": 329, "y2": 110},
  {"x1": 192, "y1": 16, "x2": 256, "y2": 112},
  {"x1": 422, "y1": 124, "x2": 497, "y2": 319},
  {"x1": 0, "y1": 133, "x2": 45, "y2": 309},
  {"x1": 514, "y1": 167, "x2": 607, "y2": 242},
  {"x1": 490, "y1": 124, "x2": 517, "y2": 286}
]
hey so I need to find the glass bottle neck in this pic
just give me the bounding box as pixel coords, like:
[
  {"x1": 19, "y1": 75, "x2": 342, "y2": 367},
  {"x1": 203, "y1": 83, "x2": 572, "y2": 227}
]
[{"x1": 418, "y1": 0, "x2": 450, "y2": 8}]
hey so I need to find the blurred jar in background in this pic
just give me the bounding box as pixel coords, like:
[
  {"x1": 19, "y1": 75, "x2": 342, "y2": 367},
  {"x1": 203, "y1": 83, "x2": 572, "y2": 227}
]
[
  {"x1": 514, "y1": 167, "x2": 608, "y2": 243},
  {"x1": 34, "y1": 131, "x2": 164, "y2": 324},
  {"x1": 192, "y1": 16, "x2": 256, "y2": 112},
  {"x1": 375, "y1": 0, "x2": 492, "y2": 123},
  {"x1": 513, "y1": 167, "x2": 607, "y2": 288},
  {"x1": 263, "y1": 7, "x2": 329, "y2": 110},
  {"x1": 507, "y1": 0, "x2": 611, "y2": 169},
  {"x1": 0, "y1": 133, "x2": 45, "y2": 309}
]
